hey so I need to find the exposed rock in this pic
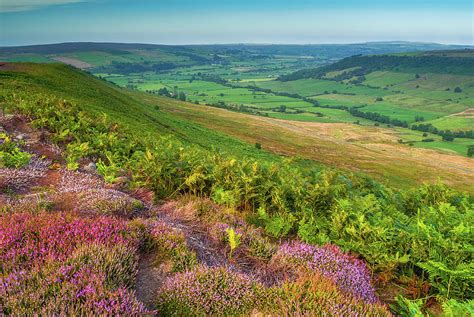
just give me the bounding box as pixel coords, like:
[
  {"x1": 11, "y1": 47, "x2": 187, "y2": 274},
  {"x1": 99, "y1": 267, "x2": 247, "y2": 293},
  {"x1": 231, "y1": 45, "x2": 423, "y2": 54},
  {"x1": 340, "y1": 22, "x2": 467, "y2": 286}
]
[{"x1": 84, "y1": 162, "x2": 97, "y2": 173}]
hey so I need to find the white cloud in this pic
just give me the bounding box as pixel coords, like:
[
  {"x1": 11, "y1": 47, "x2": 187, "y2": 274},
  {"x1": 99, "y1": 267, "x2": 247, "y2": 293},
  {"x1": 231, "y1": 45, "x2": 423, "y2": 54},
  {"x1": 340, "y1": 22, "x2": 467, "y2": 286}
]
[{"x1": 0, "y1": 0, "x2": 87, "y2": 13}]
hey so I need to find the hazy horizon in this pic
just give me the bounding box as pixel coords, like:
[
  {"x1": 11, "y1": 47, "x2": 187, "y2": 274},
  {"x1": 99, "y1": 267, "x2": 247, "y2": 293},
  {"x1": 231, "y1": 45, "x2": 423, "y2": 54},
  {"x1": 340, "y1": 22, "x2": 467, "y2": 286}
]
[
  {"x1": 1, "y1": 40, "x2": 473, "y2": 48},
  {"x1": 1, "y1": 0, "x2": 472, "y2": 47}
]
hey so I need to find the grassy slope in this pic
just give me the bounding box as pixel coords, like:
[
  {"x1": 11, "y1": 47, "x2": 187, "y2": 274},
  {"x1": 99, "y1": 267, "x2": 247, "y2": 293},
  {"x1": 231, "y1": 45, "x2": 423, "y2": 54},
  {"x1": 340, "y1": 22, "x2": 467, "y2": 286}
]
[
  {"x1": 1, "y1": 63, "x2": 473, "y2": 192},
  {"x1": 0, "y1": 63, "x2": 275, "y2": 162},
  {"x1": 132, "y1": 90, "x2": 474, "y2": 192}
]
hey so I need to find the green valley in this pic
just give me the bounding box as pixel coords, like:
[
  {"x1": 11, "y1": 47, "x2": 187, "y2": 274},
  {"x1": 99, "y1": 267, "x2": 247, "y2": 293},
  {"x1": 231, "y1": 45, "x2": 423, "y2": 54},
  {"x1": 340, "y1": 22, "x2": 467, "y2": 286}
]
[{"x1": 1, "y1": 42, "x2": 473, "y2": 317}]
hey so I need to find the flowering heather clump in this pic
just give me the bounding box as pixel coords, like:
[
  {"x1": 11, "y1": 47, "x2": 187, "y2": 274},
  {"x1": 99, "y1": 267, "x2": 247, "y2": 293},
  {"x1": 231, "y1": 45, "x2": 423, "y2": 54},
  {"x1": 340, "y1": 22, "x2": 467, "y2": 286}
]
[
  {"x1": 0, "y1": 212, "x2": 139, "y2": 272},
  {"x1": 58, "y1": 169, "x2": 105, "y2": 192},
  {"x1": 5, "y1": 192, "x2": 54, "y2": 213},
  {"x1": 150, "y1": 221, "x2": 197, "y2": 272},
  {"x1": 264, "y1": 274, "x2": 391, "y2": 316},
  {"x1": 1, "y1": 245, "x2": 146, "y2": 315},
  {"x1": 0, "y1": 155, "x2": 50, "y2": 193},
  {"x1": 157, "y1": 266, "x2": 261, "y2": 316},
  {"x1": 274, "y1": 241, "x2": 378, "y2": 303},
  {"x1": 0, "y1": 212, "x2": 149, "y2": 315}
]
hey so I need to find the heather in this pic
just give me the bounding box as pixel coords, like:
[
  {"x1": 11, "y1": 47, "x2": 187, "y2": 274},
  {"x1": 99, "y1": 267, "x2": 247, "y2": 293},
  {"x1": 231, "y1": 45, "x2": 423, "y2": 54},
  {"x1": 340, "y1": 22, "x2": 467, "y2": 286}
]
[
  {"x1": 0, "y1": 154, "x2": 49, "y2": 193},
  {"x1": 264, "y1": 274, "x2": 391, "y2": 316},
  {"x1": 0, "y1": 212, "x2": 148, "y2": 315},
  {"x1": 149, "y1": 221, "x2": 198, "y2": 272},
  {"x1": 57, "y1": 169, "x2": 144, "y2": 216},
  {"x1": 157, "y1": 266, "x2": 261, "y2": 316},
  {"x1": 0, "y1": 212, "x2": 139, "y2": 271},
  {"x1": 273, "y1": 241, "x2": 378, "y2": 303},
  {"x1": 156, "y1": 269, "x2": 392, "y2": 317}
]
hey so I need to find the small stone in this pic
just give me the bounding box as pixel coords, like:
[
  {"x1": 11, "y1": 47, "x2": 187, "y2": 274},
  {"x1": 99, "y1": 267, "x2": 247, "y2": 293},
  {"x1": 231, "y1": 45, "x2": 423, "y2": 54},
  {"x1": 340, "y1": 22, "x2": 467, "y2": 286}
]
[
  {"x1": 16, "y1": 133, "x2": 27, "y2": 140},
  {"x1": 84, "y1": 162, "x2": 97, "y2": 173}
]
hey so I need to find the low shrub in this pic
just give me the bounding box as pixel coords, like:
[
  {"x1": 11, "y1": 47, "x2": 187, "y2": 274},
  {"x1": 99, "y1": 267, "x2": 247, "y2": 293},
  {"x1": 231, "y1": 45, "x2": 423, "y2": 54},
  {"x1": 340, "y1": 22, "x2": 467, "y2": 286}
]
[
  {"x1": 262, "y1": 274, "x2": 391, "y2": 316},
  {"x1": 156, "y1": 266, "x2": 261, "y2": 316},
  {"x1": 0, "y1": 212, "x2": 147, "y2": 315},
  {"x1": 1, "y1": 244, "x2": 146, "y2": 315},
  {"x1": 272, "y1": 241, "x2": 378, "y2": 303},
  {"x1": 150, "y1": 221, "x2": 197, "y2": 272}
]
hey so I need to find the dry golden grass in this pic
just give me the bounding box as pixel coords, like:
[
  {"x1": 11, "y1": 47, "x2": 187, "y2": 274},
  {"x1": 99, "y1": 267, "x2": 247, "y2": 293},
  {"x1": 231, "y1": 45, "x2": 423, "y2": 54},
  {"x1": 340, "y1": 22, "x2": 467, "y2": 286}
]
[{"x1": 138, "y1": 93, "x2": 474, "y2": 192}]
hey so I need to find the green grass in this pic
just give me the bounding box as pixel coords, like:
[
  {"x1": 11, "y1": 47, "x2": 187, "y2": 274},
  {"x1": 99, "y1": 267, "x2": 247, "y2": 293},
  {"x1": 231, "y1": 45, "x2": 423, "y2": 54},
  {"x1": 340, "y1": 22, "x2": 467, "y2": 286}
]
[
  {"x1": 254, "y1": 78, "x2": 391, "y2": 97},
  {"x1": 360, "y1": 103, "x2": 444, "y2": 123},
  {"x1": 0, "y1": 63, "x2": 275, "y2": 161},
  {"x1": 414, "y1": 138, "x2": 473, "y2": 155},
  {"x1": 363, "y1": 71, "x2": 416, "y2": 87},
  {"x1": 427, "y1": 115, "x2": 474, "y2": 131}
]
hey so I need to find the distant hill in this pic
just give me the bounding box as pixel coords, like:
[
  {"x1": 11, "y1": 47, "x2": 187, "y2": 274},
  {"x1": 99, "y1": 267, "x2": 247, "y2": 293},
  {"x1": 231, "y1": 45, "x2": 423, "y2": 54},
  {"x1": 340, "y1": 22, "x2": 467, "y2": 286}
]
[
  {"x1": 1, "y1": 42, "x2": 472, "y2": 68},
  {"x1": 279, "y1": 49, "x2": 474, "y2": 81}
]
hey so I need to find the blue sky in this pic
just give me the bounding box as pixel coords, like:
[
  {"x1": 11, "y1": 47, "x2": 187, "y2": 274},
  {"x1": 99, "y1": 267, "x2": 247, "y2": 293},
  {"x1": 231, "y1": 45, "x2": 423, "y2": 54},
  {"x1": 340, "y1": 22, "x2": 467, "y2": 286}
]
[{"x1": 1, "y1": 0, "x2": 473, "y2": 46}]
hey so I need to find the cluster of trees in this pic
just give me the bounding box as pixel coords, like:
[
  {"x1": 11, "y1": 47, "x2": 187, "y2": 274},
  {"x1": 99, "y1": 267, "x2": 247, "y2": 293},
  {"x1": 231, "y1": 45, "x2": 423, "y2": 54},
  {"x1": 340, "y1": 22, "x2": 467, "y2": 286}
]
[
  {"x1": 279, "y1": 54, "x2": 474, "y2": 81},
  {"x1": 468, "y1": 145, "x2": 474, "y2": 157},
  {"x1": 411, "y1": 123, "x2": 474, "y2": 140},
  {"x1": 172, "y1": 50, "x2": 210, "y2": 63},
  {"x1": 349, "y1": 107, "x2": 409, "y2": 127},
  {"x1": 205, "y1": 101, "x2": 268, "y2": 117},
  {"x1": 146, "y1": 87, "x2": 186, "y2": 101},
  {"x1": 270, "y1": 105, "x2": 310, "y2": 115},
  {"x1": 196, "y1": 73, "x2": 230, "y2": 86},
  {"x1": 329, "y1": 68, "x2": 366, "y2": 82}
]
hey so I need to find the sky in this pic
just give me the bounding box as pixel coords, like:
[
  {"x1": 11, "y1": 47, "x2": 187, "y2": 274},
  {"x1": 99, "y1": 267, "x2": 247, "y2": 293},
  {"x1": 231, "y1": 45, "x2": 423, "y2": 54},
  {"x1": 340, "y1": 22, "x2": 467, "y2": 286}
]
[{"x1": 0, "y1": 0, "x2": 473, "y2": 46}]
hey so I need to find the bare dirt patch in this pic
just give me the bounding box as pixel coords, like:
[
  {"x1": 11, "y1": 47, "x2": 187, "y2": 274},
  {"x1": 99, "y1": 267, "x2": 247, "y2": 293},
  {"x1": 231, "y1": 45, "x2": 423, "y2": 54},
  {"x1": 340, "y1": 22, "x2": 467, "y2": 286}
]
[
  {"x1": 134, "y1": 253, "x2": 166, "y2": 312},
  {"x1": 450, "y1": 107, "x2": 474, "y2": 118},
  {"x1": 51, "y1": 57, "x2": 93, "y2": 69}
]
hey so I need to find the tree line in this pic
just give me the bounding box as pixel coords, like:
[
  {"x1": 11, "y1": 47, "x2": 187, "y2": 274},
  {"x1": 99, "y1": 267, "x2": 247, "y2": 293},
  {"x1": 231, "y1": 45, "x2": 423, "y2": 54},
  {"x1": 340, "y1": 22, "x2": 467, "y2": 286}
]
[{"x1": 279, "y1": 54, "x2": 474, "y2": 81}]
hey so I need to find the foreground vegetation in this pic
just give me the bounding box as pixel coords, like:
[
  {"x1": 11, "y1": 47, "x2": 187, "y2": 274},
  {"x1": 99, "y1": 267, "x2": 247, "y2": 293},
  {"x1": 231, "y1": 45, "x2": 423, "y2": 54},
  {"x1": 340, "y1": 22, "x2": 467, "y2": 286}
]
[{"x1": 0, "y1": 63, "x2": 472, "y2": 315}]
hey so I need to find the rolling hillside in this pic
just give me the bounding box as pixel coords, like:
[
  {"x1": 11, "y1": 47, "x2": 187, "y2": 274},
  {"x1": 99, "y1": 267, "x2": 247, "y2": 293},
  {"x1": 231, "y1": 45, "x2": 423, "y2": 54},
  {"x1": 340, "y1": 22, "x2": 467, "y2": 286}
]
[{"x1": 1, "y1": 62, "x2": 473, "y2": 316}]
